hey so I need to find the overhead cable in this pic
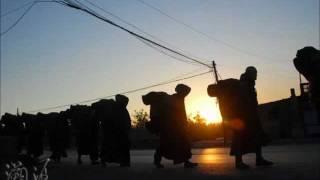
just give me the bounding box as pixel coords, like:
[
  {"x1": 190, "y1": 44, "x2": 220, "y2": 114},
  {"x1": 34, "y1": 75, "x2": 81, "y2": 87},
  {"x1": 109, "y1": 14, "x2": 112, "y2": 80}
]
[
  {"x1": 1, "y1": 1, "x2": 63, "y2": 36},
  {"x1": 1, "y1": 1, "x2": 35, "y2": 18},
  {"x1": 83, "y1": 0, "x2": 208, "y2": 64},
  {"x1": 26, "y1": 70, "x2": 213, "y2": 113},
  {"x1": 134, "y1": 0, "x2": 274, "y2": 61},
  {"x1": 1, "y1": 2, "x2": 36, "y2": 36},
  {"x1": 58, "y1": 0, "x2": 211, "y2": 68}
]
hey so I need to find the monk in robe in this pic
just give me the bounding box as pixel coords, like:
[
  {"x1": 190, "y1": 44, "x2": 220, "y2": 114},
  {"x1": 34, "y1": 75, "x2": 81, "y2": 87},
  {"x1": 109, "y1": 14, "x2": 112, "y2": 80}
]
[
  {"x1": 142, "y1": 91, "x2": 170, "y2": 168},
  {"x1": 21, "y1": 113, "x2": 44, "y2": 158},
  {"x1": 91, "y1": 99, "x2": 116, "y2": 166},
  {"x1": 114, "y1": 94, "x2": 132, "y2": 167},
  {"x1": 230, "y1": 67, "x2": 273, "y2": 169},
  {"x1": 293, "y1": 46, "x2": 320, "y2": 122},
  {"x1": 66, "y1": 105, "x2": 99, "y2": 165},
  {"x1": 143, "y1": 85, "x2": 197, "y2": 168},
  {"x1": 41, "y1": 112, "x2": 69, "y2": 162},
  {"x1": 169, "y1": 84, "x2": 197, "y2": 168}
]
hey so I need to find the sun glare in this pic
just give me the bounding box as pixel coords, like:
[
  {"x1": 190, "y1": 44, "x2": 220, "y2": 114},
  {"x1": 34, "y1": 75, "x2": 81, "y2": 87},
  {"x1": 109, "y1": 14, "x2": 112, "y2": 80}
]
[{"x1": 187, "y1": 97, "x2": 222, "y2": 124}]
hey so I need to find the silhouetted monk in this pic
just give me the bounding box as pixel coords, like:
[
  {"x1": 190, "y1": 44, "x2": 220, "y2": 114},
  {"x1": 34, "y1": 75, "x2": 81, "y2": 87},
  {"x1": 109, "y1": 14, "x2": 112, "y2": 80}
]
[
  {"x1": 208, "y1": 67, "x2": 273, "y2": 169},
  {"x1": 59, "y1": 110, "x2": 71, "y2": 158},
  {"x1": 142, "y1": 91, "x2": 170, "y2": 168},
  {"x1": 21, "y1": 113, "x2": 45, "y2": 158},
  {"x1": 143, "y1": 84, "x2": 197, "y2": 168},
  {"x1": 293, "y1": 46, "x2": 320, "y2": 121},
  {"x1": 114, "y1": 94, "x2": 132, "y2": 167},
  {"x1": 66, "y1": 105, "x2": 99, "y2": 165},
  {"x1": 91, "y1": 99, "x2": 116, "y2": 167},
  {"x1": 170, "y1": 84, "x2": 197, "y2": 168},
  {"x1": 41, "y1": 112, "x2": 69, "y2": 162},
  {"x1": 0, "y1": 113, "x2": 25, "y2": 153},
  {"x1": 231, "y1": 67, "x2": 273, "y2": 169}
]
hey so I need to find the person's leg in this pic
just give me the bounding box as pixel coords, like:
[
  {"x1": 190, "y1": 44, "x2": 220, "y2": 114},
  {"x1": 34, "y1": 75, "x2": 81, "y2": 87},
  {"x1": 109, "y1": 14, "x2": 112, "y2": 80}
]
[
  {"x1": 154, "y1": 147, "x2": 164, "y2": 168},
  {"x1": 120, "y1": 144, "x2": 131, "y2": 167},
  {"x1": 235, "y1": 155, "x2": 250, "y2": 169},
  {"x1": 77, "y1": 154, "x2": 82, "y2": 165},
  {"x1": 183, "y1": 149, "x2": 198, "y2": 168},
  {"x1": 90, "y1": 151, "x2": 99, "y2": 165},
  {"x1": 256, "y1": 146, "x2": 273, "y2": 166},
  {"x1": 256, "y1": 146, "x2": 263, "y2": 160},
  {"x1": 183, "y1": 160, "x2": 198, "y2": 168}
]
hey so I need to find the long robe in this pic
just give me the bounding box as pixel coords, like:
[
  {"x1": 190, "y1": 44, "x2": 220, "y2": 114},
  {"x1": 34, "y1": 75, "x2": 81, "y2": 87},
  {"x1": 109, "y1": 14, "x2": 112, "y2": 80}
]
[
  {"x1": 67, "y1": 105, "x2": 99, "y2": 161},
  {"x1": 0, "y1": 113, "x2": 25, "y2": 153},
  {"x1": 293, "y1": 46, "x2": 320, "y2": 121},
  {"x1": 143, "y1": 90, "x2": 192, "y2": 163},
  {"x1": 42, "y1": 112, "x2": 69, "y2": 161},
  {"x1": 230, "y1": 73, "x2": 268, "y2": 156},
  {"x1": 91, "y1": 99, "x2": 116, "y2": 163},
  {"x1": 166, "y1": 93, "x2": 192, "y2": 163},
  {"x1": 22, "y1": 113, "x2": 44, "y2": 158},
  {"x1": 113, "y1": 97, "x2": 131, "y2": 164}
]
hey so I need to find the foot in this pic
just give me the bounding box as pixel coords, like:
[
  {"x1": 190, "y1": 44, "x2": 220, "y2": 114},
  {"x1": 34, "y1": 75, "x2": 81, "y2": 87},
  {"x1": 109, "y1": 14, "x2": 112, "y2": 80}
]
[
  {"x1": 154, "y1": 162, "x2": 164, "y2": 168},
  {"x1": 120, "y1": 163, "x2": 130, "y2": 167},
  {"x1": 256, "y1": 159, "x2": 273, "y2": 166},
  {"x1": 184, "y1": 161, "x2": 198, "y2": 168},
  {"x1": 236, "y1": 162, "x2": 250, "y2": 169},
  {"x1": 91, "y1": 160, "x2": 100, "y2": 165},
  {"x1": 62, "y1": 151, "x2": 68, "y2": 158}
]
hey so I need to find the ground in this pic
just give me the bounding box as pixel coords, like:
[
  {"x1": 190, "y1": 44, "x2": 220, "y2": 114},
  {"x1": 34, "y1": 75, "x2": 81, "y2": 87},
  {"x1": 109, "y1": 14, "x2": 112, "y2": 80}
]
[{"x1": 46, "y1": 144, "x2": 320, "y2": 180}]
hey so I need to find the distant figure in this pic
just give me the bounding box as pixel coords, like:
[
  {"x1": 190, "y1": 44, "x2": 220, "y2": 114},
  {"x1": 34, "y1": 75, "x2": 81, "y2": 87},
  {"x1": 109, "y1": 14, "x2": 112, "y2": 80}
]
[
  {"x1": 21, "y1": 113, "x2": 45, "y2": 159},
  {"x1": 143, "y1": 84, "x2": 197, "y2": 168},
  {"x1": 66, "y1": 105, "x2": 99, "y2": 165},
  {"x1": 91, "y1": 99, "x2": 116, "y2": 167},
  {"x1": 231, "y1": 67, "x2": 273, "y2": 169},
  {"x1": 92, "y1": 95, "x2": 131, "y2": 167},
  {"x1": 114, "y1": 94, "x2": 132, "y2": 167},
  {"x1": 293, "y1": 46, "x2": 320, "y2": 121},
  {"x1": 40, "y1": 112, "x2": 70, "y2": 162},
  {"x1": 0, "y1": 113, "x2": 25, "y2": 153}
]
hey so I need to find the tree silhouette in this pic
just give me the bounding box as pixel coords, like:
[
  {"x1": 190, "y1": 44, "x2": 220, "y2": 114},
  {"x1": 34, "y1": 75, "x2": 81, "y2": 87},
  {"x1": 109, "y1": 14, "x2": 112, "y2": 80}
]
[
  {"x1": 132, "y1": 109, "x2": 149, "y2": 128},
  {"x1": 192, "y1": 112, "x2": 206, "y2": 125}
]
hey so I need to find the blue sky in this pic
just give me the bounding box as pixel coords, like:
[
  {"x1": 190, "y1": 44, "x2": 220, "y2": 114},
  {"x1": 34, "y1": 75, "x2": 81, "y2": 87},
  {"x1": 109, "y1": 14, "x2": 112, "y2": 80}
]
[{"x1": 1, "y1": 0, "x2": 319, "y2": 121}]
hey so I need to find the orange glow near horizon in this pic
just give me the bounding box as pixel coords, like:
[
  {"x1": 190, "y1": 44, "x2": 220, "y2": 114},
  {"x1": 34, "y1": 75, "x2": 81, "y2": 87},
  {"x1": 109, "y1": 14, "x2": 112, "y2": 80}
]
[{"x1": 186, "y1": 97, "x2": 222, "y2": 124}]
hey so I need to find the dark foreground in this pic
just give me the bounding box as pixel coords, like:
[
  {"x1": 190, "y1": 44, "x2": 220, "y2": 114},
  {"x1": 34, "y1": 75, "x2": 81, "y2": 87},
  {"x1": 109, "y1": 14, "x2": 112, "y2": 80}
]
[{"x1": 46, "y1": 144, "x2": 320, "y2": 180}]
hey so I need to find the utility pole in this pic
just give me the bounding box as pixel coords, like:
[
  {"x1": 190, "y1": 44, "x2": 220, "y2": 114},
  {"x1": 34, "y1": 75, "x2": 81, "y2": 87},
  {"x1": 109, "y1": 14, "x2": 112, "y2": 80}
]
[
  {"x1": 212, "y1": 61, "x2": 227, "y2": 147},
  {"x1": 212, "y1": 61, "x2": 219, "y2": 84}
]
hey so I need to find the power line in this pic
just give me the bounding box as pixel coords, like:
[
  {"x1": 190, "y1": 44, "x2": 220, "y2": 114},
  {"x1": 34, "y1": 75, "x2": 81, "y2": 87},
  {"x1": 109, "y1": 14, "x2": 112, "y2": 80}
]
[
  {"x1": 58, "y1": 0, "x2": 212, "y2": 68},
  {"x1": 0, "y1": 1, "x2": 34, "y2": 18},
  {"x1": 26, "y1": 70, "x2": 213, "y2": 113},
  {"x1": 0, "y1": 0, "x2": 62, "y2": 37},
  {"x1": 82, "y1": 0, "x2": 208, "y2": 64},
  {"x1": 134, "y1": 0, "x2": 274, "y2": 61},
  {"x1": 75, "y1": 0, "x2": 211, "y2": 67},
  {"x1": 1, "y1": 2, "x2": 36, "y2": 36},
  {"x1": 137, "y1": 36, "x2": 206, "y2": 66},
  {"x1": 78, "y1": 0, "x2": 202, "y2": 66}
]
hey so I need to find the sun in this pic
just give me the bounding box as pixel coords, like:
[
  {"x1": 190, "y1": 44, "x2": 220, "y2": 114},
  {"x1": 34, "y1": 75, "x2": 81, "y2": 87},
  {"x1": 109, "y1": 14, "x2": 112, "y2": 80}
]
[{"x1": 186, "y1": 97, "x2": 222, "y2": 124}]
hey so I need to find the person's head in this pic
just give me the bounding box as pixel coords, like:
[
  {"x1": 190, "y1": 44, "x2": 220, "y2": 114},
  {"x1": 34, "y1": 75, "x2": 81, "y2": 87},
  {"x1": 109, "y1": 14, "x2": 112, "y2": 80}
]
[
  {"x1": 295, "y1": 46, "x2": 320, "y2": 79},
  {"x1": 245, "y1": 66, "x2": 257, "y2": 81},
  {"x1": 175, "y1": 84, "x2": 191, "y2": 97},
  {"x1": 115, "y1": 94, "x2": 129, "y2": 107},
  {"x1": 296, "y1": 46, "x2": 318, "y2": 59}
]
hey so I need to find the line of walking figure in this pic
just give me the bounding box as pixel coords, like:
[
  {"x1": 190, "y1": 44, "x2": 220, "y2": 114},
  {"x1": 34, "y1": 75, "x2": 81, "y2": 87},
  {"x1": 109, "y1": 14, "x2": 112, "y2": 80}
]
[
  {"x1": 1, "y1": 46, "x2": 319, "y2": 170},
  {"x1": 1, "y1": 67, "x2": 273, "y2": 170}
]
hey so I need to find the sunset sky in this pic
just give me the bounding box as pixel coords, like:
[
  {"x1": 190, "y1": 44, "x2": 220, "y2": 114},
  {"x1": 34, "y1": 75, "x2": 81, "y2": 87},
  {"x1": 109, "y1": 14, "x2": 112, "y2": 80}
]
[{"x1": 1, "y1": 0, "x2": 319, "y2": 123}]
